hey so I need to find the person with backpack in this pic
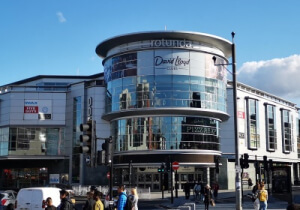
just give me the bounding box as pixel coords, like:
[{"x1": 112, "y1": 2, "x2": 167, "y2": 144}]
[
  {"x1": 117, "y1": 185, "x2": 127, "y2": 210},
  {"x1": 258, "y1": 182, "x2": 268, "y2": 210}
]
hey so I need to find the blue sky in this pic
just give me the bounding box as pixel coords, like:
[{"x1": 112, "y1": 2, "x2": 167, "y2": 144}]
[{"x1": 1, "y1": 0, "x2": 300, "y2": 105}]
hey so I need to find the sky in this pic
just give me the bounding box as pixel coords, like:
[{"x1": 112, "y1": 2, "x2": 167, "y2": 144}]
[{"x1": 1, "y1": 0, "x2": 300, "y2": 106}]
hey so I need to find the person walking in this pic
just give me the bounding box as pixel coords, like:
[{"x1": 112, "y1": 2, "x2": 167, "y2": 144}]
[
  {"x1": 252, "y1": 182, "x2": 260, "y2": 210},
  {"x1": 83, "y1": 191, "x2": 95, "y2": 210},
  {"x1": 58, "y1": 189, "x2": 73, "y2": 210},
  {"x1": 193, "y1": 182, "x2": 201, "y2": 202},
  {"x1": 212, "y1": 182, "x2": 219, "y2": 201},
  {"x1": 93, "y1": 191, "x2": 104, "y2": 210},
  {"x1": 117, "y1": 185, "x2": 127, "y2": 210},
  {"x1": 184, "y1": 181, "x2": 191, "y2": 200},
  {"x1": 129, "y1": 188, "x2": 139, "y2": 210},
  {"x1": 258, "y1": 182, "x2": 268, "y2": 210},
  {"x1": 45, "y1": 197, "x2": 57, "y2": 210},
  {"x1": 204, "y1": 184, "x2": 213, "y2": 210}
]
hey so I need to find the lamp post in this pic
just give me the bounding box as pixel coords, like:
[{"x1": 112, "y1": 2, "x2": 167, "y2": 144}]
[
  {"x1": 213, "y1": 32, "x2": 241, "y2": 209},
  {"x1": 231, "y1": 32, "x2": 242, "y2": 210}
]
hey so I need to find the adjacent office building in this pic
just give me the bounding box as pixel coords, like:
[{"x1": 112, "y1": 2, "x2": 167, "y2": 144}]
[{"x1": 0, "y1": 31, "x2": 299, "y2": 191}]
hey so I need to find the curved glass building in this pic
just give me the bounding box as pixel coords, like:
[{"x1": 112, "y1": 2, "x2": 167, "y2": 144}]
[{"x1": 96, "y1": 31, "x2": 232, "y2": 189}]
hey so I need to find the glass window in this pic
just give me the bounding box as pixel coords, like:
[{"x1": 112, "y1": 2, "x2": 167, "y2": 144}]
[
  {"x1": 265, "y1": 104, "x2": 277, "y2": 151},
  {"x1": 281, "y1": 109, "x2": 292, "y2": 153},
  {"x1": 247, "y1": 98, "x2": 260, "y2": 149}
]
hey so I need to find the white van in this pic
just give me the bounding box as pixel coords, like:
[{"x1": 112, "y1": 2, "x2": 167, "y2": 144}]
[{"x1": 15, "y1": 187, "x2": 61, "y2": 210}]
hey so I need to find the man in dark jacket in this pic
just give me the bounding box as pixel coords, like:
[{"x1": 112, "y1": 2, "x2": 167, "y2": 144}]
[
  {"x1": 58, "y1": 189, "x2": 73, "y2": 210},
  {"x1": 82, "y1": 191, "x2": 95, "y2": 210}
]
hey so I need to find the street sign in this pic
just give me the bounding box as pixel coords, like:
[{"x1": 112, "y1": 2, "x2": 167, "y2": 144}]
[{"x1": 172, "y1": 161, "x2": 180, "y2": 170}]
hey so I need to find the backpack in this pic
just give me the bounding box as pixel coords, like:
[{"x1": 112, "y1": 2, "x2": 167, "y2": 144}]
[
  {"x1": 259, "y1": 190, "x2": 267, "y2": 202},
  {"x1": 125, "y1": 195, "x2": 134, "y2": 210}
]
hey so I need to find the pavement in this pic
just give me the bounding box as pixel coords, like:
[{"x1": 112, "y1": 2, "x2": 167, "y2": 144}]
[
  {"x1": 75, "y1": 188, "x2": 291, "y2": 209},
  {"x1": 139, "y1": 189, "x2": 290, "y2": 209}
]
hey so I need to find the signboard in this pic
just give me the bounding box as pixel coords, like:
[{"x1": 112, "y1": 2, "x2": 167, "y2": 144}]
[
  {"x1": 172, "y1": 161, "x2": 180, "y2": 170},
  {"x1": 24, "y1": 100, "x2": 52, "y2": 120},
  {"x1": 49, "y1": 174, "x2": 59, "y2": 184}
]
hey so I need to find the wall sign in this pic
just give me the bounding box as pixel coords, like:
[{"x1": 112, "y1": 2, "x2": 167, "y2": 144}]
[{"x1": 24, "y1": 100, "x2": 52, "y2": 120}]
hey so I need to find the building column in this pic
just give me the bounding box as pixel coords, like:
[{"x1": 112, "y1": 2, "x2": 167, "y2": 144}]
[{"x1": 206, "y1": 167, "x2": 210, "y2": 185}]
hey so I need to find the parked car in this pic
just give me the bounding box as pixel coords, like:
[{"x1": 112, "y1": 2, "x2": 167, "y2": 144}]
[
  {"x1": 0, "y1": 190, "x2": 17, "y2": 210},
  {"x1": 15, "y1": 187, "x2": 61, "y2": 210}
]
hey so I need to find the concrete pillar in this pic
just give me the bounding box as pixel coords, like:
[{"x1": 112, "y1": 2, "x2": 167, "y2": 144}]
[{"x1": 206, "y1": 167, "x2": 210, "y2": 185}]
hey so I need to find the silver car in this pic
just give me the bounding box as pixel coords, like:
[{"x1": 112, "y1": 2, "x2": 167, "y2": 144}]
[{"x1": 0, "y1": 190, "x2": 17, "y2": 210}]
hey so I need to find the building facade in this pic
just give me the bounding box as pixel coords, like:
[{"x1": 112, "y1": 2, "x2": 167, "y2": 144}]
[
  {"x1": 0, "y1": 75, "x2": 110, "y2": 189},
  {"x1": 0, "y1": 31, "x2": 299, "y2": 192},
  {"x1": 95, "y1": 31, "x2": 233, "y2": 190}
]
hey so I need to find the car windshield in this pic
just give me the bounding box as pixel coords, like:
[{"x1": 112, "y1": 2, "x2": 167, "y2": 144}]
[{"x1": 0, "y1": 193, "x2": 5, "y2": 199}]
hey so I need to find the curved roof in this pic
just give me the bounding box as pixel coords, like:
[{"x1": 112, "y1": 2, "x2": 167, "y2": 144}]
[{"x1": 95, "y1": 31, "x2": 232, "y2": 58}]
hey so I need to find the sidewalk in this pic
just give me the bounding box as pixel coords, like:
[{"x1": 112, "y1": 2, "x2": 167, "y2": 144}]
[{"x1": 142, "y1": 189, "x2": 289, "y2": 209}]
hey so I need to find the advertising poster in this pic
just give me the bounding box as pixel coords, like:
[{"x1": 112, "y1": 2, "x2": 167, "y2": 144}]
[{"x1": 24, "y1": 100, "x2": 52, "y2": 120}]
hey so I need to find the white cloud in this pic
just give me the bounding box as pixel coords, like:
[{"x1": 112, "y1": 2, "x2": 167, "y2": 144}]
[
  {"x1": 237, "y1": 54, "x2": 300, "y2": 103},
  {"x1": 56, "y1": 12, "x2": 66, "y2": 23}
]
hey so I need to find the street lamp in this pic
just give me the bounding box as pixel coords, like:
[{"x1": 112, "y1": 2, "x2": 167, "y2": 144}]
[{"x1": 213, "y1": 32, "x2": 242, "y2": 209}]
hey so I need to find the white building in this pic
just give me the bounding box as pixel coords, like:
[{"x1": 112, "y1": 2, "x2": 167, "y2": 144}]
[{"x1": 221, "y1": 82, "x2": 299, "y2": 191}]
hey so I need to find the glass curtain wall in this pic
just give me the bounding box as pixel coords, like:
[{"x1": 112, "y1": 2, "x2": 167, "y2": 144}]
[{"x1": 112, "y1": 116, "x2": 220, "y2": 152}]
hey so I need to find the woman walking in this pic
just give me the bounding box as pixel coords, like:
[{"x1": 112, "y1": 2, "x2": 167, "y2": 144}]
[{"x1": 204, "y1": 184, "x2": 213, "y2": 210}]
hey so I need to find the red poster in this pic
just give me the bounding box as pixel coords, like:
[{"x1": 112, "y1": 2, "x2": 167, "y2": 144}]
[
  {"x1": 237, "y1": 111, "x2": 245, "y2": 119},
  {"x1": 24, "y1": 106, "x2": 38, "y2": 113}
]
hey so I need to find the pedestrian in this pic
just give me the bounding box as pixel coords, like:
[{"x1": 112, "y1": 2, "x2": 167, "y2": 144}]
[
  {"x1": 117, "y1": 185, "x2": 127, "y2": 210},
  {"x1": 204, "y1": 184, "x2": 213, "y2": 210},
  {"x1": 129, "y1": 188, "x2": 139, "y2": 210},
  {"x1": 193, "y1": 182, "x2": 201, "y2": 202},
  {"x1": 184, "y1": 181, "x2": 191, "y2": 200},
  {"x1": 258, "y1": 182, "x2": 268, "y2": 210},
  {"x1": 248, "y1": 178, "x2": 253, "y2": 189},
  {"x1": 200, "y1": 181, "x2": 205, "y2": 202},
  {"x1": 82, "y1": 191, "x2": 95, "y2": 210},
  {"x1": 93, "y1": 190, "x2": 104, "y2": 210},
  {"x1": 252, "y1": 182, "x2": 260, "y2": 210},
  {"x1": 45, "y1": 197, "x2": 57, "y2": 210},
  {"x1": 58, "y1": 189, "x2": 73, "y2": 210},
  {"x1": 212, "y1": 182, "x2": 219, "y2": 200}
]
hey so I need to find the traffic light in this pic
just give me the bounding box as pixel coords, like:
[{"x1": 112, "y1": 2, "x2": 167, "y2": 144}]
[
  {"x1": 263, "y1": 155, "x2": 268, "y2": 171},
  {"x1": 240, "y1": 157, "x2": 244, "y2": 169},
  {"x1": 79, "y1": 120, "x2": 96, "y2": 167},
  {"x1": 158, "y1": 162, "x2": 165, "y2": 173},
  {"x1": 244, "y1": 153, "x2": 249, "y2": 169},
  {"x1": 102, "y1": 136, "x2": 113, "y2": 165},
  {"x1": 269, "y1": 159, "x2": 273, "y2": 170}
]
